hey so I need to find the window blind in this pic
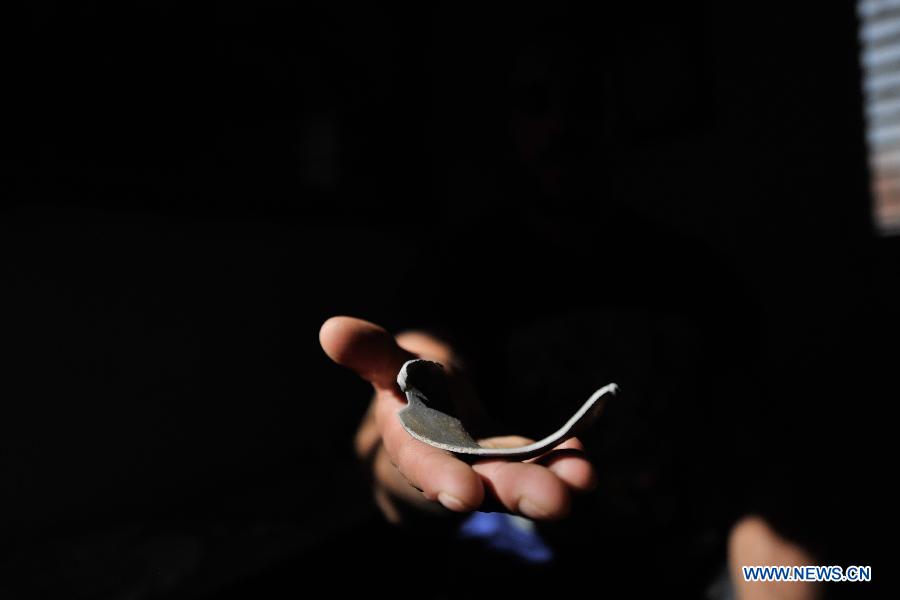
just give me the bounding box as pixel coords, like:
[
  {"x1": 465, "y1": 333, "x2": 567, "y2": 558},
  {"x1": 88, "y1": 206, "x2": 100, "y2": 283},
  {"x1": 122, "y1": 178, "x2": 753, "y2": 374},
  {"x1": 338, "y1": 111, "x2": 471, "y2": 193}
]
[{"x1": 859, "y1": 0, "x2": 900, "y2": 233}]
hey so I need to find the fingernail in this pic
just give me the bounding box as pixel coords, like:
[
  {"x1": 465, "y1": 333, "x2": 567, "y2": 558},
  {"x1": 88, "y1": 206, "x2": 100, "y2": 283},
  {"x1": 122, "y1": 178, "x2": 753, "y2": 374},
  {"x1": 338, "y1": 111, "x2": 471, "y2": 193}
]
[
  {"x1": 438, "y1": 492, "x2": 466, "y2": 512},
  {"x1": 518, "y1": 497, "x2": 550, "y2": 519}
]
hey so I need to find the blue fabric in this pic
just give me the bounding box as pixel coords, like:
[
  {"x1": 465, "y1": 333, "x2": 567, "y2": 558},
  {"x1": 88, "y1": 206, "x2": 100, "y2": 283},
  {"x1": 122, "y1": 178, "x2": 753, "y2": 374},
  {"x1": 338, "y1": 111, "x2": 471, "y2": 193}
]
[{"x1": 457, "y1": 512, "x2": 553, "y2": 564}]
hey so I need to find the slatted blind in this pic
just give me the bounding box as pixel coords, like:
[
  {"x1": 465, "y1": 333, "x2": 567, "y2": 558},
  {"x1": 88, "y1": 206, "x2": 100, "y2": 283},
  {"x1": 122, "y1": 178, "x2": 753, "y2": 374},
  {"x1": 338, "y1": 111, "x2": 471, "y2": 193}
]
[{"x1": 859, "y1": 0, "x2": 900, "y2": 234}]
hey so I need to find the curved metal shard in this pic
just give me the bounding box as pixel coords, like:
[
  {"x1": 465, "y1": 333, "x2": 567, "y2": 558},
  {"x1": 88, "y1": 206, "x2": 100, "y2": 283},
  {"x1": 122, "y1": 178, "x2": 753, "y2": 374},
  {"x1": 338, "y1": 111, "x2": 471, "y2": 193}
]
[{"x1": 397, "y1": 359, "x2": 618, "y2": 461}]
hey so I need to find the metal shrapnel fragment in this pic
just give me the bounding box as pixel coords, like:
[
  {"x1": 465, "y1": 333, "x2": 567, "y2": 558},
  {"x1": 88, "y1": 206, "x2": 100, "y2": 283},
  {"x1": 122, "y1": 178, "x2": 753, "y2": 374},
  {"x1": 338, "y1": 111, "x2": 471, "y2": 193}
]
[{"x1": 397, "y1": 359, "x2": 617, "y2": 461}]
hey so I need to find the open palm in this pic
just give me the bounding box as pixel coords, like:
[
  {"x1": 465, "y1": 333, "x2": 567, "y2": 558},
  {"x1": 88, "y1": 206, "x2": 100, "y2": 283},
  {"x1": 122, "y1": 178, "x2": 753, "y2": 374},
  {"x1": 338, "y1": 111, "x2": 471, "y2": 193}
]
[{"x1": 319, "y1": 316, "x2": 597, "y2": 521}]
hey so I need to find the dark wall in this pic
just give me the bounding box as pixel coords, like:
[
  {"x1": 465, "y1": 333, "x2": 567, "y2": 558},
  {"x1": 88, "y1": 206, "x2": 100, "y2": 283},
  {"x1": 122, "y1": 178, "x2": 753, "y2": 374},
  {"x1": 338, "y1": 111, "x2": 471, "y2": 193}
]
[{"x1": 1, "y1": 1, "x2": 890, "y2": 598}]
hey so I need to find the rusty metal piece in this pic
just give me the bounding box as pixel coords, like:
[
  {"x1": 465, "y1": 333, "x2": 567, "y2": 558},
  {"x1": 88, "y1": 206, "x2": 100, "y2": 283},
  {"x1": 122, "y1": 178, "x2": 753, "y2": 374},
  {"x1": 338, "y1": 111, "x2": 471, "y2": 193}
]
[{"x1": 397, "y1": 359, "x2": 617, "y2": 461}]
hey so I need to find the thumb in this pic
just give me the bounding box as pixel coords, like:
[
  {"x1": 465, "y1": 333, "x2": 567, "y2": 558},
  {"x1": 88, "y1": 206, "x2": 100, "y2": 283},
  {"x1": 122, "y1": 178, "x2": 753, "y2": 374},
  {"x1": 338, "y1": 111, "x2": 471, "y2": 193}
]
[{"x1": 319, "y1": 316, "x2": 415, "y2": 391}]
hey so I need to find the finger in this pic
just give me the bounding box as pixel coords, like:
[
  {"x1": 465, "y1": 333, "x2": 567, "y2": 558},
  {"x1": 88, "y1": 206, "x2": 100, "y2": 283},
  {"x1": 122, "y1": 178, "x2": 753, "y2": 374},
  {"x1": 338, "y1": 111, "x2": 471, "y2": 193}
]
[
  {"x1": 372, "y1": 444, "x2": 443, "y2": 513},
  {"x1": 480, "y1": 435, "x2": 597, "y2": 493},
  {"x1": 319, "y1": 316, "x2": 414, "y2": 391},
  {"x1": 397, "y1": 437, "x2": 485, "y2": 512},
  {"x1": 472, "y1": 460, "x2": 571, "y2": 520},
  {"x1": 478, "y1": 435, "x2": 534, "y2": 449},
  {"x1": 375, "y1": 388, "x2": 484, "y2": 511},
  {"x1": 532, "y1": 437, "x2": 598, "y2": 492}
]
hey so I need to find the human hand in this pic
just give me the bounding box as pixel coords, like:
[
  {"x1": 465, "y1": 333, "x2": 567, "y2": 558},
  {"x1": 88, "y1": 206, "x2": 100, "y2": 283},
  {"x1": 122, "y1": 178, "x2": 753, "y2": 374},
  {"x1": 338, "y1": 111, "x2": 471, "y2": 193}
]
[{"x1": 319, "y1": 316, "x2": 597, "y2": 522}]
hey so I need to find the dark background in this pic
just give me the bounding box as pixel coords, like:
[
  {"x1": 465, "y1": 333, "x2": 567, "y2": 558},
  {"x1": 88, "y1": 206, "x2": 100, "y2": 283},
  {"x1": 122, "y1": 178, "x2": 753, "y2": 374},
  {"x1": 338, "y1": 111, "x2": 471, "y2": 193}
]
[{"x1": 1, "y1": 1, "x2": 891, "y2": 598}]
